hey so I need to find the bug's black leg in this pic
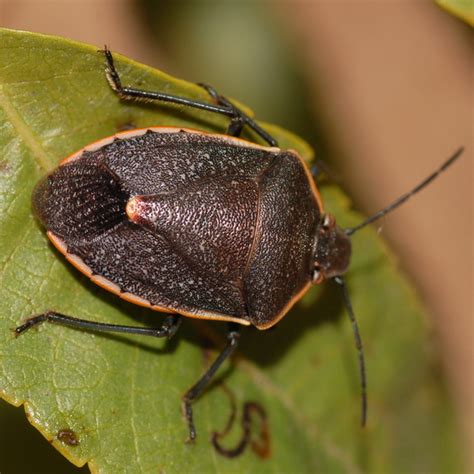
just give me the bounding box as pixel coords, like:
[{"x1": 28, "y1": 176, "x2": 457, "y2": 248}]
[
  {"x1": 102, "y1": 48, "x2": 278, "y2": 147},
  {"x1": 15, "y1": 311, "x2": 182, "y2": 340},
  {"x1": 196, "y1": 82, "x2": 278, "y2": 146},
  {"x1": 226, "y1": 116, "x2": 245, "y2": 137},
  {"x1": 195, "y1": 82, "x2": 221, "y2": 103},
  {"x1": 197, "y1": 82, "x2": 245, "y2": 137},
  {"x1": 182, "y1": 324, "x2": 241, "y2": 442},
  {"x1": 103, "y1": 48, "x2": 234, "y2": 115},
  {"x1": 196, "y1": 83, "x2": 245, "y2": 136}
]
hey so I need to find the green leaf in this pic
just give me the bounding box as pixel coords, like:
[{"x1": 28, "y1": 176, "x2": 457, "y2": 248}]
[
  {"x1": 0, "y1": 29, "x2": 463, "y2": 473},
  {"x1": 436, "y1": 0, "x2": 474, "y2": 26}
]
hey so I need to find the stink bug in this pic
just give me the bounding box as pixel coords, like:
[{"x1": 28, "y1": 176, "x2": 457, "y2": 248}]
[{"x1": 15, "y1": 48, "x2": 463, "y2": 442}]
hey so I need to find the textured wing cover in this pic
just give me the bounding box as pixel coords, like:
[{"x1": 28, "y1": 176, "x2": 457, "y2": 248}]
[
  {"x1": 33, "y1": 130, "x2": 319, "y2": 325},
  {"x1": 245, "y1": 154, "x2": 320, "y2": 327},
  {"x1": 32, "y1": 156, "x2": 128, "y2": 241},
  {"x1": 103, "y1": 130, "x2": 274, "y2": 195},
  {"x1": 68, "y1": 223, "x2": 245, "y2": 316},
  {"x1": 130, "y1": 179, "x2": 259, "y2": 282}
]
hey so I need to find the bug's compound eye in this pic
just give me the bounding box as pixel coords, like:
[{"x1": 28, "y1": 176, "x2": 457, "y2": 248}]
[{"x1": 312, "y1": 264, "x2": 324, "y2": 284}]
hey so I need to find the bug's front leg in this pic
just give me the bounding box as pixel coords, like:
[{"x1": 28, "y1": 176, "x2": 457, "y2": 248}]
[
  {"x1": 101, "y1": 47, "x2": 233, "y2": 117},
  {"x1": 101, "y1": 47, "x2": 278, "y2": 147},
  {"x1": 182, "y1": 324, "x2": 241, "y2": 442}
]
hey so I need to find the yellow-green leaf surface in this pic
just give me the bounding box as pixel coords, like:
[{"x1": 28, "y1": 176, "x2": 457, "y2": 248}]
[
  {"x1": 436, "y1": 0, "x2": 474, "y2": 26},
  {"x1": 0, "y1": 29, "x2": 462, "y2": 473}
]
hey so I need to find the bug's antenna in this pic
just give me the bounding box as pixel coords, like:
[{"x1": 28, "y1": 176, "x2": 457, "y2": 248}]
[
  {"x1": 334, "y1": 276, "x2": 367, "y2": 426},
  {"x1": 345, "y1": 147, "x2": 464, "y2": 236}
]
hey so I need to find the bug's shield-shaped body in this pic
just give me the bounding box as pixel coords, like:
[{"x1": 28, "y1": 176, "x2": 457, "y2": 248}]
[{"x1": 33, "y1": 128, "x2": 322, "y2": 329}]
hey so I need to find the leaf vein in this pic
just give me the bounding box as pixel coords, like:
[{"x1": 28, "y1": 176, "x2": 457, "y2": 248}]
[{"x1": 0, "y1": 85, "x2": 54, "y2": 171}]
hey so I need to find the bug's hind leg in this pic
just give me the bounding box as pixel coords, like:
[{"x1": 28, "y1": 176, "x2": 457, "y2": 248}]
[
  {"x1": 15, "y1": 311, "x2": 182, "y2": 339},
  {"x1": 102, "y1": 47, "x2": 277, "y2": 147},
  {"x1": 182, "y1": 324, "x2": 241, "y2": 442}
]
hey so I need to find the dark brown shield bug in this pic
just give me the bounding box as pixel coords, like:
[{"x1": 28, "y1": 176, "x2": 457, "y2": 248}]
[{"x1": 15, "y1": 48, "x2": 463, "y2": 442}]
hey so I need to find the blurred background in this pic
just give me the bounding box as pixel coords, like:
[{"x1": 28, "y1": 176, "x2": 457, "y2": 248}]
[{"x1": 0, "y1": 0, "x2": 472, "y2": 472}]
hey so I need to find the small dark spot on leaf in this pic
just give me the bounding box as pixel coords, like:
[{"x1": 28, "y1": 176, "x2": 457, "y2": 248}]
[{"x1": 57, "y1": 428, "x2": 79, "y2": 446}]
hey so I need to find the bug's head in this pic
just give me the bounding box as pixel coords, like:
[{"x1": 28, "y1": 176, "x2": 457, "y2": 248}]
[{"x1": 311, "y1": 214, "x2": 351, "y2": 284}]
